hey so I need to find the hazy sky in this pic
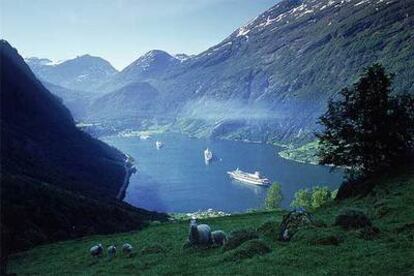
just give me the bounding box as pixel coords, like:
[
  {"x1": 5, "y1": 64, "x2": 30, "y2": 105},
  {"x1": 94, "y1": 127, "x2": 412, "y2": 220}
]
[{"x1": 1, "y1": 0, "x2": 278, "y2": 70}]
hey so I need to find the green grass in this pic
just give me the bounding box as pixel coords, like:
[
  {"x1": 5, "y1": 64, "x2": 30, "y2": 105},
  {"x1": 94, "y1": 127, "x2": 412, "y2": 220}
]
[
  {"x1": 8, "y1": 168, "x2": 414, "y2": 275},
  {"x1": 279, "y1": 140, "x2": 320, "y2": 164}
]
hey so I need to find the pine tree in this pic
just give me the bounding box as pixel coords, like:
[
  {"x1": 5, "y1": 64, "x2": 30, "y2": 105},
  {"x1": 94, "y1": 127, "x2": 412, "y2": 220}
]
[{"x1": 317, "y1": 64, "x2": 414, "y2": 178}]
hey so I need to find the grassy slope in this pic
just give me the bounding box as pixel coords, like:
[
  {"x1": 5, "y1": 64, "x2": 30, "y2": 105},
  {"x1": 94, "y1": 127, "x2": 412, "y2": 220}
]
[
  {"x1": 8, "y1": 168, "x2": 414, "y2": 275},
  {"x1": 278, "y1": 140, "x2": 320, "y2": 165}
]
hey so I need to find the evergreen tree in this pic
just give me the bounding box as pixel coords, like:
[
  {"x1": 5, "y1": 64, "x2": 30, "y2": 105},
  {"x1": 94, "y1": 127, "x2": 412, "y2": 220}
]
[{"x1": 317, "y1": 64, "x2": 414, "y2": 179}]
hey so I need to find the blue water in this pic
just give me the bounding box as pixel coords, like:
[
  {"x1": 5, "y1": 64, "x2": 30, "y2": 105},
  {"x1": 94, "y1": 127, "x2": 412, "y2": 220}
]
[{"x1": 103, "y1": 133, "x2": 343, "y2": 213}]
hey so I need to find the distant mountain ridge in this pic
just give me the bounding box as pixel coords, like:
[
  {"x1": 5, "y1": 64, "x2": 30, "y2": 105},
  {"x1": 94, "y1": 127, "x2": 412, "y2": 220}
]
[
  {"x1": 25, "y1": 54, "x2": 118, "y2": 93},
  {"x1": 91, "y1": 0, "x2": 414, "y2": 144}
]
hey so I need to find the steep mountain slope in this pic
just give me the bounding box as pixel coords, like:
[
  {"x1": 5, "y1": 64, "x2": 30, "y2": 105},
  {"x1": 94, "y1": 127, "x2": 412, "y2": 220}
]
[
  {"x1": 0, "y1": 40, "x2": 166, "y2": 254},
  {"x1": 41, "y1": 81, "x2": 90, "y2": 119},
  {"x1": 25, "y1": 54, "x2": 118, "y2": 93},
  {"x1": 96, "y1": 0, "x2": 414, "y2": 144},
  {"x1": 89, "y1": 82, "x2": 165, "y2": 121}
]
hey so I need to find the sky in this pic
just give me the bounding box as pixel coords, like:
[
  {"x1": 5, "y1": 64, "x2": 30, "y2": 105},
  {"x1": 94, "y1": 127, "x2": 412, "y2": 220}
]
[{"x1": 1, "y1": 0, "x2": 278, "y2": 70}]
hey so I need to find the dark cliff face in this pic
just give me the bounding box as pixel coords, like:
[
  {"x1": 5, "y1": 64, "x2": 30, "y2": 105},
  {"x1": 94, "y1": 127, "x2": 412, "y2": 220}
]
[
  {"x1": 0, "y1": 40, "x2": 167, "y2": 254},
  {"x1": 93, "y1": 0, "x2": 414, "y2": 143},
  {"x1": 1, "y1": 40, "x2": 126, "y2": 197}
]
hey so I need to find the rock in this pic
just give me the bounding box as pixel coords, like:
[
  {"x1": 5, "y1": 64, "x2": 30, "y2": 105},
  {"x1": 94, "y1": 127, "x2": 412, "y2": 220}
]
[
  {"x1": 279, "y1": 210, "x2": 313, "y2": 241},
  {"x1": 223, "y1": 229, "x2": 259, "y2": 251},
  {"x1": 223, "y1": 239, "x2": 271, "y2": 261},
  {"x1": 334, "y1": 209, "x2": 372, "y2": 230}
]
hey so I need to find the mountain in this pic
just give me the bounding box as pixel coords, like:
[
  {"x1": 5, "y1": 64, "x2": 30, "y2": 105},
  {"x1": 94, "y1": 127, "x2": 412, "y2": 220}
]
[
  {"x1": 0, "y1": 40, "x2": 166, "y2": 254},
  {"x1": 41, "y1": 81, "x2": 90, "y2": 119},
  {"x1": 25, "y1": 54, "x2": 118, "y2": 93},
  {"x1": 95, "y1": 0, "x2": 414, "y2": 144},
  {"x1": 89, "y1": 82, "x2": 165, "y2": 122},
  {"x1": 99, "y1": 50, "x2": 179, "y2": 93}
]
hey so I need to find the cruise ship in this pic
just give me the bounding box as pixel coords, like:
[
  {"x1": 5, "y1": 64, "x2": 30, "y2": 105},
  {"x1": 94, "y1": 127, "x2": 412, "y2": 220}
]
[
  {"x1": 227, "y1": 168, "x2": 270, "y2": 186},
  {"x1": 204, "y1": 148, "x2": 213, "y2": 163}
]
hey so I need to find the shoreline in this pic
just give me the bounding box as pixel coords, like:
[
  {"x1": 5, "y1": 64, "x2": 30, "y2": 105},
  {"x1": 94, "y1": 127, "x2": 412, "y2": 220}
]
[{"x1": 116, "y1": 154, "x2": 136, "y2": 200}]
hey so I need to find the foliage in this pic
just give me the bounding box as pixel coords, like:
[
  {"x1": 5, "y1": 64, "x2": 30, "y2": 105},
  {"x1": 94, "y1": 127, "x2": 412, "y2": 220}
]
[
  {"x1": 264, "y1": 182, "x2": 283, "y2": 210},
  {"x1": 311, "y1": 186, "x2": 332, "y2": 209},
  {"x1": 291, "y1": 187, "x2": 334, "y2": 210},
  {"x1": 317, "y1": 64, "x2": 414, "y2": 179},
  {"x1": 290, "y1": 188, "x2": 312, "y2": 209}
]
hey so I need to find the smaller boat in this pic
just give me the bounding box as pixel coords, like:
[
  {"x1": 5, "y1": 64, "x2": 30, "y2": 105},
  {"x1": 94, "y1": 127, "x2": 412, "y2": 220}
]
[
  {"x1": 155, "y1": 141, "x2": 163, "y2": 150},
  {"x1": 204, "y1": 148, "x2": 213, "y2": 163},
  {"x1": 140, "y1": 135, "x2": 151, "y2": 140}
]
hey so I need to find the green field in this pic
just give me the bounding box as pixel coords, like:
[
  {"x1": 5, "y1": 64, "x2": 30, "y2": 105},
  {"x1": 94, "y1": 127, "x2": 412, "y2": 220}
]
[
  {"x1": 8, "y1": 168, "x2": 414, "y2": 275},
  {"x1": 278, "y1": 140, "x2": 320, "y2": 165}
]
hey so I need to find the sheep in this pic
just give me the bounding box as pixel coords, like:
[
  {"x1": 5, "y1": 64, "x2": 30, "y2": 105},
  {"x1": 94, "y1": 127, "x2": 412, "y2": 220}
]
[
  {"x1": 211, "y1": 230, "x2": 227, "y2": 246},
  {"x1": 107, "y1": 245, "x2": 117, "y2": 259},
  {"x1": 90, "y1": 243, "x2": 103, "y2": 258},
  {"x1": 188, "y1": 219, "x2": 212, "y2": 246},
  {"x1": 122, "y1": 243, "x2": 133, "y2": 256}
]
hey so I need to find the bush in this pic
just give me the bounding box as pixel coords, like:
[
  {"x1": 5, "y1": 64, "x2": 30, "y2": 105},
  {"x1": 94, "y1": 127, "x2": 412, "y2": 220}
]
[
  {"x1": 291, "y1": 186, "x2": 334, "y2": 210},
  {"x1": 334, "y1": 208, "x2": 372, "y2": 230},
  {"x1": 223, "y1": 229, "x2": 259, "y2": 251},
  {"x1": 223, "y1": 239, "x2": 271, "y2": 261},
  {"x1": 311, "y1": 186, "x2": 332, "y2": 209},
  {"x1": 257, "y1": 220, "x2": 280, "y2": 240},
  {"x1": 290, "y1": 188, "x2": 312, "y2": 209},
  {"x1": 265, "y1": 182, "x2": 283, "y2": 210}
]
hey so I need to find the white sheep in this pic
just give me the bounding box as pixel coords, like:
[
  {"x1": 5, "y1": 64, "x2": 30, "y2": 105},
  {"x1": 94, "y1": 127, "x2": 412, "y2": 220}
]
[
  {"x1": 211, "y1": 230, "x2": 227, "y2": 246},
  {"x1": 89, "y1": 243, "x2": 103, "y2": 257},
  {"x1": 107, "y1": 245, "x2": 117, "y2": 259},
  {"x1": 188, "y1": 219, "x2": 212, "y2": 246},
  {"x1": 122, "y1": 243, "x2": 133, "y2": 256}
]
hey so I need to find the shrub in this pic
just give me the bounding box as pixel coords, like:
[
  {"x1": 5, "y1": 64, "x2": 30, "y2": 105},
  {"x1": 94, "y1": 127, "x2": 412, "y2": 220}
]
[
  {"x1": 311, "y1": 186, "x2": 332, "y2": 209},
  {"x1": 334, "y1": 208, "x2": 372, "y2": 230},
  {"x1": 257, "y1": 220, "x2": 279, "y2": 240},
  {"x1": 223, "y1": 229, "x2": 259, "y2": 251},
  {"x1": 290, "y1": 188, "x2": 311, "y2": 209},
  {"x1": 223, "y1": 239, "x2": 271, "y2": 261},
  {"x1": 265, "y1": 182, "x2": 283, "y2": 210},
  {"x1": 291, "y1": 187, "x2": 334, "y2": 210}
]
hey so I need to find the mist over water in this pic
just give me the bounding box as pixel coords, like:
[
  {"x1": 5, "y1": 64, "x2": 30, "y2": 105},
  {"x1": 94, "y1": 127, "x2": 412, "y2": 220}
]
[{"x1": 179, "y1": 99, "x2": 285, "y2": 122}]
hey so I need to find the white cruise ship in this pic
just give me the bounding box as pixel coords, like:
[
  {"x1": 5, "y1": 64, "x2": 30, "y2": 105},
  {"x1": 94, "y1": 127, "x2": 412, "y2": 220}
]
[
  {"x1": 227, "y1": 168, "x2": 270, "y2": 186},
  {"x1": 204, "y1": 148, "x2": 213, "y2": 162}
]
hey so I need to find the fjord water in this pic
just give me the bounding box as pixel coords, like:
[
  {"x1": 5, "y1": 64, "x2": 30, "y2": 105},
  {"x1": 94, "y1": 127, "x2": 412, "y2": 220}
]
[{"x1": 103, "y1": 133, "x2": 343, "y2": 213}]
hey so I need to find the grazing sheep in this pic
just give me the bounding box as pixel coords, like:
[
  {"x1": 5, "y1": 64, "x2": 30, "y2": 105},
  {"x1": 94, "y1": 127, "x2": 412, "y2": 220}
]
[
  {"x1": 122, "y1": 243, "x2": 133, "y2": 256},
  {"x1": 107, "y1": 245, "x2": 117, "y2": 259},
  {"x1": 90, "y1": 243, "x2": 103, "y2": 257},
  {"x1": 211, "y1": 230, "x2": 227, "y2": 246},
  {"x1": 188, "y1": 219, "x2": 212, "y2": 246}
]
